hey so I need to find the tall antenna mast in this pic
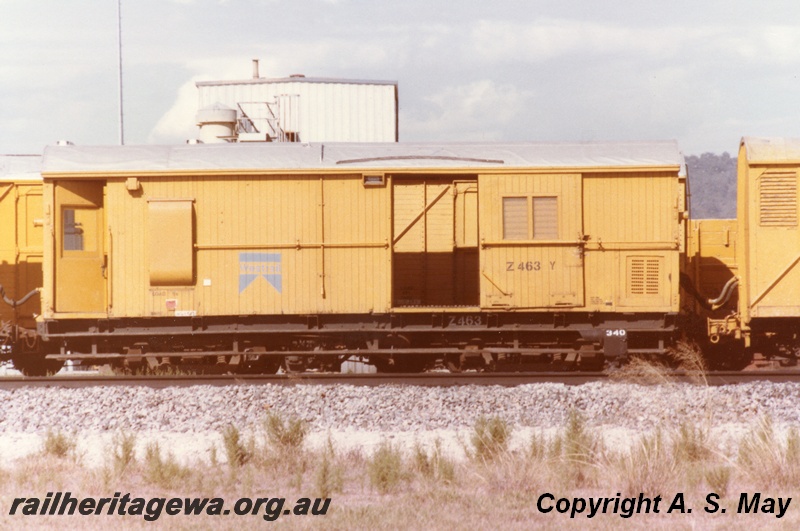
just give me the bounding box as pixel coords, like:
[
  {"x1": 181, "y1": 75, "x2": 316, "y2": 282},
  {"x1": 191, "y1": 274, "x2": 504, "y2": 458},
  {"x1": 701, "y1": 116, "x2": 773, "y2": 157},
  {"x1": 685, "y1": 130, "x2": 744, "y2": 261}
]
[{"x1": 117, "y1": 0, "x2": 125, "y2": 145}]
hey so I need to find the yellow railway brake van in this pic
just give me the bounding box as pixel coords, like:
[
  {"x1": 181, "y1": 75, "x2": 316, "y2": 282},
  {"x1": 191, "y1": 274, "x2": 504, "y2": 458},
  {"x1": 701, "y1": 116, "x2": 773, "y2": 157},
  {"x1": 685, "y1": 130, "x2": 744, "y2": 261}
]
[{"x1": 34, "y1": 141, "x2": 686, "y2": 373}]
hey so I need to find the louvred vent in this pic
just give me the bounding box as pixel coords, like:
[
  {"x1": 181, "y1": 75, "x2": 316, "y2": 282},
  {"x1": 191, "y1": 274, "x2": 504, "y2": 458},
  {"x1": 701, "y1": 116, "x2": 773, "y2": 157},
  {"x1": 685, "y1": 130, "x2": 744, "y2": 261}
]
[{"x1": 760, "y1": 171, "x2": 798, "y2": 227}]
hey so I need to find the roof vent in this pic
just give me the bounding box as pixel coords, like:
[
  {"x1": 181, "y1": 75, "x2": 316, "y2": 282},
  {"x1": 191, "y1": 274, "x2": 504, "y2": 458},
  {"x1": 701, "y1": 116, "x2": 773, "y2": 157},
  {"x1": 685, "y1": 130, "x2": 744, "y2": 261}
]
[
  {"x1": 290, "y1": 74, "x2": 306, "y2": 78},
  {"x1": 196, "y1": 103, "x2": 237, "y2": 144},
  {"x1": 55, "y1": 140, "x2": 74, "y2": 146}
]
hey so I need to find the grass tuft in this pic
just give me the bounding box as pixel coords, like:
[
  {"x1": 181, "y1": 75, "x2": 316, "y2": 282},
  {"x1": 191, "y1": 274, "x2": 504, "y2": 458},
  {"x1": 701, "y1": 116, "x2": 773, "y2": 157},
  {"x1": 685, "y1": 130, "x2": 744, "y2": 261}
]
[
  {"x1": 470, "y1": 416, "x2": 511, "y2": 461},
  {"x1": 738, "y1": 416, "x2": 800, "y2": 487},
  {"x1": 143, "y1": 441, "x2": 190, "y2": 489},
  {"x1": 704, "y1": 465, "x2": 732, "y2": 497},
  {"x1": 547, "y1": 410, "x2": 600, "y2": 488},
  {"x1": 111, "y1": 430, "x2": 137, "y2": 475},
  {"x1": 265, "y1": 412, "x2": 308, "y2": 452},
  {"x1": 609, "y1": 429, "x2": 676, "y2": 497},
  {"x1": 42, "y1": 430, "x2": 77, "y2": 459},
  {"x1": 368, "y1": 441, "x2": 405, "y2": 494},
  {"x1": 610, "y1": 356, "x2": 673, "y2": 385},
  {"x1": 314, "y1": 435, "x2": 345, "y2": 498},
  {"x1": 669, "y1": 340, "x2": 708, "y2": 385},
  {"x1": 413, "y1": 439, "x2": 456, "y2": 484},
  {"x1": 672, "y1": 421, "x2": 712, "y2": 463},
  {"x1": 221, "y1": 425, "x2": 251, "y2": 467}
]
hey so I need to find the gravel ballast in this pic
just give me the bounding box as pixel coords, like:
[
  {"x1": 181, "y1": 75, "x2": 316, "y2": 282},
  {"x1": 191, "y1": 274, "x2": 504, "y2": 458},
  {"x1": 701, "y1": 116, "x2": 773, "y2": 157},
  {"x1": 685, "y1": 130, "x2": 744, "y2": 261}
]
[{"x1": 0, "y1": 381, "x2": 797, "y2": 463}]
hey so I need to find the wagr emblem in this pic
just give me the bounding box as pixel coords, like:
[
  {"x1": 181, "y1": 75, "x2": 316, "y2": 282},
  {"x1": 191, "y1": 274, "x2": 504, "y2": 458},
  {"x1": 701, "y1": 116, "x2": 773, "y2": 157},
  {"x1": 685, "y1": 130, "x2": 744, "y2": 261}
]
[{"x1": 239, "y1": 252, "x2": 282, "y2": 294}]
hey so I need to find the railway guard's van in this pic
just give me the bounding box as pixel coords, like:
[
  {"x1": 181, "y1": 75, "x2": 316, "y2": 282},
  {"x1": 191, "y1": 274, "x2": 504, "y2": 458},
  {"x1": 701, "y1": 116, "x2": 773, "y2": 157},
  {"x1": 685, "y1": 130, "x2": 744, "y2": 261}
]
[{"x1": 31, "y1": 141, "x2": 686, "y2": 373}]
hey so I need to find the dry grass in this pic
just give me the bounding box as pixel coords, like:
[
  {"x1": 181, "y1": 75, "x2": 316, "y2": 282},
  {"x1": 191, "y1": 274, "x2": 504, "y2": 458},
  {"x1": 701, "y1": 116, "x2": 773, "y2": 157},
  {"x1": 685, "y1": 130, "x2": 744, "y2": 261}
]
[
  {"x1": 669, "y1": 340, "x2": 709, "y2": 385},
  {"x1": 606, "y1": 429, "x2": 677, "y2": 496},
  {"x1": 737, "y1": 416, "x2": 800, "y2": 488},
  {"x1": 611, "y1": 341, "x2": 709, "y2": 386},
  {"x1": 609, "y1": 355, "x2": 675, "y2": 385},
  {"x1": 42, "y1": 430, "x2": 79, "y2": 460},
  {"x1": 469, "y1": 416, "x2": 512, "y2": 462},
  {"x1": 5, "y1": 415, "x2": 800, "y2": 529}
]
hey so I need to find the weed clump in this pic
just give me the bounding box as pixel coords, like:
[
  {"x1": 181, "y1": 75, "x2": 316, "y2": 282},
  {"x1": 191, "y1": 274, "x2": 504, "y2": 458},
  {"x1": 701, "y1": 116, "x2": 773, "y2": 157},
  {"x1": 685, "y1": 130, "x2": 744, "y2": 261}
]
[
  {"x1": 672, "y1": 422, "x2": 711, "y2": 463},
  {"x1": 314, "y1": 436, "x2": 345, "y2": 498},
  {"x1": 738, "y1": 416, "x2": 800, "y2": 487},
  {"x1": 704, "y1": 465, "x2": 732, "y2": 497},
  {"x1": 470, "y1": 416, "x2": 511, "y2": 461},
  {"x1": 368, "y1": 441, "x2": 405, "y2": 494},
  {"x1": 611, "y1": 430, "x2": 675, "y2": 497},
  {"x1": 547, "y1": 410, "x2": 599, "y2": 488},
  {"x1": 413, "y1": 439, "x2": 455, "y2": 484},
  {"x1": 669, "y1": 341, "x2": 708, "y2": 385},
  {"x1": 42, "y1": 430, "x2": 77, "y2": 459},
  {"x1": 221, "y1": 425, "x2": 251, "y2": 467},
  {"x1": 143, "y1": 441, "x2": 190, "y2": 489},
  {"x1": 111, "y1": 430, "x2": 137, "y2": 475},
  {"x1": 609, "y1": 356, "x2": 672, "y2": 385},
  {"x1": 265, "y1": 412, "x2": 308, "y2": 452}
]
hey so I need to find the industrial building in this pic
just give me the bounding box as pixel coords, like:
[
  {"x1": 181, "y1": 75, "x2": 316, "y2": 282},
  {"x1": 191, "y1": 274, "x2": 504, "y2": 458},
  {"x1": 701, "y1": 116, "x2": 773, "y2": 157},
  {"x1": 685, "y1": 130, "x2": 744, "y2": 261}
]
[{"x1": 195, "y1": 60, "x2": 398, "y2": 144}]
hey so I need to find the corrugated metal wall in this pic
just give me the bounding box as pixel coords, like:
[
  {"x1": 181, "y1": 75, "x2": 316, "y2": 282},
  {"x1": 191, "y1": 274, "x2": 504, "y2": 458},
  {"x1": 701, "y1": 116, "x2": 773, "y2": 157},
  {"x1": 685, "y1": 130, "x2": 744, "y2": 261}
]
[{"x1": 197, "y1": 80, "x2": 397, "y2": 143}]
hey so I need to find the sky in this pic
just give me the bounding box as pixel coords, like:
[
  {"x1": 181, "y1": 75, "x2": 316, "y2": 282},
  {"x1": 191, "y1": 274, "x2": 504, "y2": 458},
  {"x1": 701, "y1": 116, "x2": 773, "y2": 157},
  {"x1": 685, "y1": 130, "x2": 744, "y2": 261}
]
[{"x1": 3, "y1": 0, "x2": 800, "y2": 156}]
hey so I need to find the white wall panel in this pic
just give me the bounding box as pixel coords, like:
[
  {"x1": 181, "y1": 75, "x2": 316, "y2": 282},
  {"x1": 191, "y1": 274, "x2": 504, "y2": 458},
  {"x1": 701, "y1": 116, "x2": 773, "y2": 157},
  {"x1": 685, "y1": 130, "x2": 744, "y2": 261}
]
[{"x1": 197, "y1": 78, "x2": 398, "y2": 143}]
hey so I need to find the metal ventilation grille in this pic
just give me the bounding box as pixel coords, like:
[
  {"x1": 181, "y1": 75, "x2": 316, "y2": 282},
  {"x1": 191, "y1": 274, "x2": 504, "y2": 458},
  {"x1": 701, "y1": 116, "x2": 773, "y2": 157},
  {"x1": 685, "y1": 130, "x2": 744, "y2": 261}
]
[
  {"x1": 629, "y1": 257, "x2": 660, "y2": 296},
  {"x1": 760, "y1": 171, "x2": 797, "y2": 227}
]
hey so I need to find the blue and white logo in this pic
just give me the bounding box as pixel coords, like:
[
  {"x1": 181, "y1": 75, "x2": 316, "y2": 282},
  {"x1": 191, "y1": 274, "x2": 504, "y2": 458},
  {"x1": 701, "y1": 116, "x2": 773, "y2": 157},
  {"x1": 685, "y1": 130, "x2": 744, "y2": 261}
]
[{"x1": 239, "y1": 252, "x2": 282, "y2": 294}]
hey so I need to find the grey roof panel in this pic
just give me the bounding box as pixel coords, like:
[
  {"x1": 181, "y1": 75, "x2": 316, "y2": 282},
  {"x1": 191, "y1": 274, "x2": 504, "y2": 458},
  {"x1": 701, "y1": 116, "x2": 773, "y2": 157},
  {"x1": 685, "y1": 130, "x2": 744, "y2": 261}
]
[
  {"x1": 42, "y1": 141, "x2": 685, "y2": 175},
  {"x1": 196, "y1": 77, "x2": 398, "y2": 87},
  {"x1": 0, "y1": 154, "x2": 42, "y2": 181},
  {"x1": 741, "y1": 137, "x2": 800, "y2": 163}
]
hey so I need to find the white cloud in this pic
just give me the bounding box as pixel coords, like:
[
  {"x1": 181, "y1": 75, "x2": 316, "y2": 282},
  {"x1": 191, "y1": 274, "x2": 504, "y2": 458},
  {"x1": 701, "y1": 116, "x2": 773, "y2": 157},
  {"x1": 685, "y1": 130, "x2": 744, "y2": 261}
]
[
  {"x1": 403, "y1": 79, "x2": 536, "y2": 141},
  {"x1": 148, "y1": 80, "x2": 200, "y2": 143},
  {"x1": 470, "y1": 18, "x2": 800, "y2": 68},
  {"x1": 469, "y1": 19, "x2": 682, "y2": 63}
]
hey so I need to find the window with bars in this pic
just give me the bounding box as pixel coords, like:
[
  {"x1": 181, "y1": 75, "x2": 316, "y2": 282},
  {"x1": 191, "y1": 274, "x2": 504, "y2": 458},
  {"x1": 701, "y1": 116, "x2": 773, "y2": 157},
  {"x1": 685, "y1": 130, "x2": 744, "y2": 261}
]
[
  {"x1": 502, "y1": 196, "x2": 558, "y2": 240},
  {"x1": 62, "y1": 209, "x2": 84, "y2": 251}
]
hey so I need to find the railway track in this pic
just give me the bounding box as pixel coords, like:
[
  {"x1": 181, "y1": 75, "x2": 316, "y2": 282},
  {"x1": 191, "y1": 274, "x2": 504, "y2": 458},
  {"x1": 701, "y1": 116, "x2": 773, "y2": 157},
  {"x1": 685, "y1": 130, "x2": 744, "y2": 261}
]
[{"x1": 1, "y1": 369, "x2": 800, "y2": 389}]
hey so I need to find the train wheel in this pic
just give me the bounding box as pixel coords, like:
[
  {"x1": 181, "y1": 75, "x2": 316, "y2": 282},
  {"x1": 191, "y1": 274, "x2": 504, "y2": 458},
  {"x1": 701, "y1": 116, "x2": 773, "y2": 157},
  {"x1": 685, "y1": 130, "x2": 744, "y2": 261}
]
[
  {"x1": 445, "y1": 347, "x2": 491, "y2": 373},
  {"x1": 445, "y1": 353, "x2": 464, "y2": 373},
  {"x1": 12, "y1": 354, "x2": 65, "y2": 377},
  {"x1": 283, "y1": 356, "x2": 307, "y2": 373}
]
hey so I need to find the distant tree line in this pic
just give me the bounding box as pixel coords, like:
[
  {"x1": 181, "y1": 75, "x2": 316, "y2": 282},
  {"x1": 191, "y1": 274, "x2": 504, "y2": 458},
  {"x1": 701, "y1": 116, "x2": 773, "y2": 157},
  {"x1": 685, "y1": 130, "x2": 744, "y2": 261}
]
[{"x1": 685, "y1": 152, "x2": 736, "y2": 219}]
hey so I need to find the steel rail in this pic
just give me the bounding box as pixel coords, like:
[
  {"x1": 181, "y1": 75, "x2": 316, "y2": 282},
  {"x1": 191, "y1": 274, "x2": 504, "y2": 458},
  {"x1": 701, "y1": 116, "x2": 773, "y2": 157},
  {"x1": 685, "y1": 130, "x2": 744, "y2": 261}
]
[{"x1": 0, "y1": 370, "x2": 799, "y2": 389}]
